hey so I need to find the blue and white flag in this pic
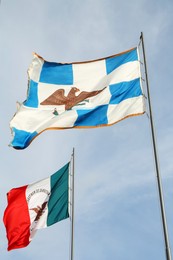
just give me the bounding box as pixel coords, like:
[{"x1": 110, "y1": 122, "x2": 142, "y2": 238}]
[{"x1": 10, "y1": 47, "x2": 145, "y2": 149}]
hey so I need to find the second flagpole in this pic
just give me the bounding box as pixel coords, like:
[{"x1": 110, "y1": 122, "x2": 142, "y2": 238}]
[{"x1": 140, "y1": 32, "x2": 172, "y2": 260}]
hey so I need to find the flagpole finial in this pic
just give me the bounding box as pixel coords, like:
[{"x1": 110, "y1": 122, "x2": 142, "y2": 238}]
[{"x1": 140, "y1": 32, "x2": 143, "y2": 40}]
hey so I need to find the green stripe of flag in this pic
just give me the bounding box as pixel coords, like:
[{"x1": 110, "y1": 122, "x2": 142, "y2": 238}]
[{"x1": 47, "y1": 162, "x2": 70, "y2": 226}]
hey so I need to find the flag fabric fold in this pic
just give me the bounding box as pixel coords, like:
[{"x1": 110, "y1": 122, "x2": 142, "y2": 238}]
[
  {"x1": 3, "y1": 163, "x2": 70, "y2": 251},
  {"x1": 10, "y1": 47, "x2": 145, "y2": 149}
]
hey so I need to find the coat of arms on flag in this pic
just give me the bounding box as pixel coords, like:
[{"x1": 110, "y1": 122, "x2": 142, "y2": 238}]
[{"x1": 10, "y1": 47, "x2": 145, "y2": 149}]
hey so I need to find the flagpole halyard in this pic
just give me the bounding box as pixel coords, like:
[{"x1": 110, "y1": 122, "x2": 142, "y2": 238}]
[{"x1": 140, "y1": 32, "x2": 172, "y2": 260}]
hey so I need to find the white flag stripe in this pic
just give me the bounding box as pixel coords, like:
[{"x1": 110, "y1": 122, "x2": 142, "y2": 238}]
[
  {"x1": 107, "y1": 96, "x2": 145, "y2": 124},
  {"x1": 26, "y1": 177, "x2": 50, "y2": 240},
  {"x1": 28, "y1": 54, "x2": 44, "y2": 83},
  {"x1": 107, "y1": 61, "x2": 140, "y2": 86},
  {"x1": 73, "y1": 59, "x2": 106, "y2": 90},
  {"x1": 10, "y1": 106, "x2": 78, "y2": 132}
]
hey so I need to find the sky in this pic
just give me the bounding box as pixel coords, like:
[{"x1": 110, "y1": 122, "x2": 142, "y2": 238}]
[{"x1": 0, "y1": 0, "x2": 173, "y2": 259}]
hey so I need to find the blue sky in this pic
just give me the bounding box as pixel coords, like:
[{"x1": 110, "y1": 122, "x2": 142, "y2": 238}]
[{"x1": 1, "y1": 0, "x2": 173, "y2": 259}]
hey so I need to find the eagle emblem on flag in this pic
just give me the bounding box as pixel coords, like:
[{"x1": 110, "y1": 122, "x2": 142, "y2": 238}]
[
  {"x1": 30, "y1": 201, "x2": 48, "y2": 222},
  {"x1": 40, "y1": 87, "x2": 106, "y2": 110}
]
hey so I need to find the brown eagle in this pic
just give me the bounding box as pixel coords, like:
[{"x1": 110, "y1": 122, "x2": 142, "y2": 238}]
[
  {"x1": 30, "y1": 201, "x2": 48, "y2": 222},
  {"x1": 40, "y1": 87, "x2": 106, "y2": 110}
]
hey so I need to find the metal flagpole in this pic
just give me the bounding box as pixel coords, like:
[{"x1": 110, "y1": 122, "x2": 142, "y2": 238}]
[
  {"x1": 140, "y1": 32, "x2": 172, "y2": 260},
  {"x1": 70, "y1": 148, "x2": 75, "y2": 260}
]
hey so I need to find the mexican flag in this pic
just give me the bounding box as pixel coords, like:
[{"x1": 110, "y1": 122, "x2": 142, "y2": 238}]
[{"x1": 3, "y1": 162, "x2": 70, "y2": 251}]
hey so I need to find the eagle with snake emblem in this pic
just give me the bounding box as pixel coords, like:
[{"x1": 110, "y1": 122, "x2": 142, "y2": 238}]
[{"x1": 30, "y1": 201, "x2": 48, "y2": 222}]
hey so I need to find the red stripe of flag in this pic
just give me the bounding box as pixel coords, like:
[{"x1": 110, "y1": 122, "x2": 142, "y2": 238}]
[{"x1": 3, "y1": 185, "x2": 31, "y2": 251}]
